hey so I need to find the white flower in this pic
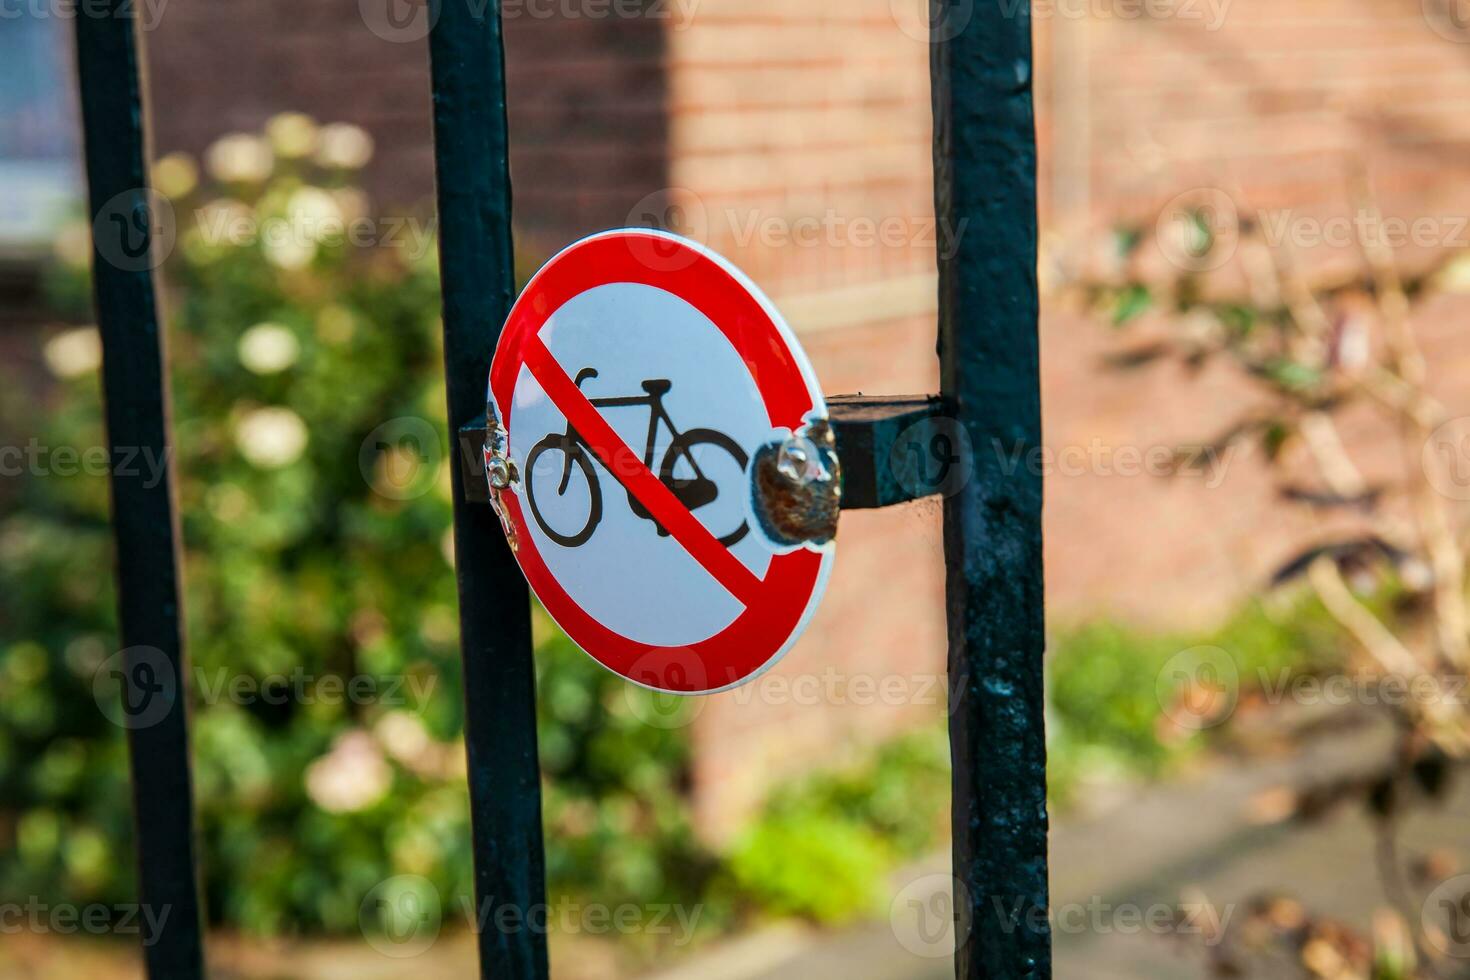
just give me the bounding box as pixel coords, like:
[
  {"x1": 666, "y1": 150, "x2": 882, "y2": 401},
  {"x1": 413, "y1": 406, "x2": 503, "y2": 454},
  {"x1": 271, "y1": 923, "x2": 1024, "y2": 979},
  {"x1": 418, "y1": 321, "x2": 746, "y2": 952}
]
[
  {"x1": 152, "y1": 153, "x2": 198, "y2": 200},
  {"x1": 375, "y1": 712, "x2": 431, "y2": 767},
  {"x1": 286, "y1": 187, "x2": 343, "y2": 244},
  {"x1": 315, "y1": 123, "x2": 374, "y2": 170},
  {"x1": 205, "y1": 133, "x2": 274, "y2": 184},
  {"x1": 237, "y1": 322, "x2": 300, "y2": 375},
  {"x1": 195, "y1": 198, "x2": 254, "y2": 245},
  {"x1": 305, "y1": 731, "x2": 391, "y2": 813},
  {"x1": 266, "y1": 112, "x2": 319, "y2": 160},
  {"x1": 262, "y1": 235, "x2": 316, "y2": 270},
  {"x1": 234, "y1": 406, "x2": 308, "y2": 468},
  {"x1": 43, "y1": 327, "x2": 102, "y2": 379}
]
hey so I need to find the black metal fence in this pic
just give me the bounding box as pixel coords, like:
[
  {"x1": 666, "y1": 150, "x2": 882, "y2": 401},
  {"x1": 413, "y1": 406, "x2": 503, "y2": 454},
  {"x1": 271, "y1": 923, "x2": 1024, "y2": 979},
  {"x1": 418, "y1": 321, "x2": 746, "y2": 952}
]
[{"x1": 72, "y1": 1, "x2": 1050, "y2": 977}]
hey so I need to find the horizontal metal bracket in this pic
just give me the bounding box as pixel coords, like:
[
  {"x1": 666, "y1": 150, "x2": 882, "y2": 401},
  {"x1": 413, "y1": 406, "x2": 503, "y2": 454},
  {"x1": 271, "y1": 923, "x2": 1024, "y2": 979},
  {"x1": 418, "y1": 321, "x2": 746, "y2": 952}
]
[{"x1": 456, "y1": 393, "x2": 946, "y2": 511}]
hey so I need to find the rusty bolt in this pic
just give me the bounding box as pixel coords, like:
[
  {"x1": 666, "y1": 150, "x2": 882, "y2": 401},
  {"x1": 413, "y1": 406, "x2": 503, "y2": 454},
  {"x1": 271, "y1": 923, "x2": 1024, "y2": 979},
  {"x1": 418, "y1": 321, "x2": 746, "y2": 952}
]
[{"x1": 751, "y1": 418, "x2": 841, "y2": 547}]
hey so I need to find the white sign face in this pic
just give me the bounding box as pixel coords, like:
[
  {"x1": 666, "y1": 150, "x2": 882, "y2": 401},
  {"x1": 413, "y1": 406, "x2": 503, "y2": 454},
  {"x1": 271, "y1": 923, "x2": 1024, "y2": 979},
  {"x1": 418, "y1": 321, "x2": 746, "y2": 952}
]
[{"x1": 487, "y1": 230, "x2": 835, "y2": 694}]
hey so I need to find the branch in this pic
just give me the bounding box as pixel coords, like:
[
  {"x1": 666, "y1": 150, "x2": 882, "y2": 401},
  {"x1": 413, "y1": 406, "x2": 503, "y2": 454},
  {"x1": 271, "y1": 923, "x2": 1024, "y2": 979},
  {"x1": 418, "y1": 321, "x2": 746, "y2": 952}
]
[
  {"x1": 1308, "y1": 557, "x2": 1468, "y2": 754},
  {"x1": 1350, "y1": 169, "x2": 1470, "y2": 671}
]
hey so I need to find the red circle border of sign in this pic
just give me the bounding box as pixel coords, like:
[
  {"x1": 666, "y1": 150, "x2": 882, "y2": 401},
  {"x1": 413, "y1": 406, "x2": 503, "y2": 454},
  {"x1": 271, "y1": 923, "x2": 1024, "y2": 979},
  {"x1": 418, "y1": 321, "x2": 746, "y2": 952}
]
[{"x1": 490, "y1": 230, "x2": 831, "y2": 694}]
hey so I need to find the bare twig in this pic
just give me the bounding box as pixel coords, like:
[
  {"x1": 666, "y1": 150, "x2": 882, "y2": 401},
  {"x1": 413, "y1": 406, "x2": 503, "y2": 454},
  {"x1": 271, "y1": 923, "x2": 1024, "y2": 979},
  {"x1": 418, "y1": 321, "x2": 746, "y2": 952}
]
[
  {"x1": 1375, "y1": 816, "x2": 1450, "y2": 979},
  {"x1": 1308, "y1": 557, "x2": 1468, "y2": 754},
  {"x1": 1350, "y1": 170, "x2": 1469, "y2": 671},
  {"x1": 1299, "y1": 411, "x2": 1369, "y2": 501}
]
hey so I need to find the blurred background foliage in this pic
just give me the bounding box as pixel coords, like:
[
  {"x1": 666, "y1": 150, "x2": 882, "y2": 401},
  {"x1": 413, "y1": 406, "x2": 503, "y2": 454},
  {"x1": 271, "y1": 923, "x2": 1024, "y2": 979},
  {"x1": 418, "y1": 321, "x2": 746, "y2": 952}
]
[
  {"x1": 0, "y1": 114, "x2": 954, "y2": 943},
  {"x1": 0, "y1": 114, "x2": 1352, "y2": 950}
]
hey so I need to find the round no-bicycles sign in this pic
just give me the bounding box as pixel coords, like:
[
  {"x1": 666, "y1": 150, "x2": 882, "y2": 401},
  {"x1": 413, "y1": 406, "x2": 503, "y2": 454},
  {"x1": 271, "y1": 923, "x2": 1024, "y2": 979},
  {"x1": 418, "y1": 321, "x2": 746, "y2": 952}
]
[{"x1": 486, "y1": 230, "x2": 835, "y2": 695}]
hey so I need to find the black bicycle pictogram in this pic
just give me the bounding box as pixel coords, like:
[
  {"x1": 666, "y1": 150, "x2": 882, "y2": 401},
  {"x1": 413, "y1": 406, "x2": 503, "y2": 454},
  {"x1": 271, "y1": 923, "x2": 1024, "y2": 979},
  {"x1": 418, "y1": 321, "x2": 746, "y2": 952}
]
[{"x1": 525, "y1": 368, "x2": 749, "y2": 549}]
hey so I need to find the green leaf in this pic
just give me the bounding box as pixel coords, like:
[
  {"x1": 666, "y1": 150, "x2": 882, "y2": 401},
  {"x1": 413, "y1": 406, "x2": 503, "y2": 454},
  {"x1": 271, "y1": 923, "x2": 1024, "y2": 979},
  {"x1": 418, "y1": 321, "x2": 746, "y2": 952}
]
[{"x1": 1112, "y1": 284, "x2": 1153, "y2": 326}]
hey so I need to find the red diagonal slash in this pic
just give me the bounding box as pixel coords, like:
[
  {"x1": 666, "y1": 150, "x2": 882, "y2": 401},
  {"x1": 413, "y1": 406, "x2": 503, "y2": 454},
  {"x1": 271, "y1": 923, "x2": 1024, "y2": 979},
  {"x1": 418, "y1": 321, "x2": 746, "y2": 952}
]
[{"x1": 522, "y1": 335, "x2": 764, "y2": 608}]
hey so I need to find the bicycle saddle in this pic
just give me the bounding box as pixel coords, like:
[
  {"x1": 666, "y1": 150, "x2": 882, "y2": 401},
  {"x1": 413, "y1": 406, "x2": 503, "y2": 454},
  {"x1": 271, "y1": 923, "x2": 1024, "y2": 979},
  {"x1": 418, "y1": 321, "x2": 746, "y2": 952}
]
[{"x1": 641, "y1": 379, "x2": 673, "y2": 395}]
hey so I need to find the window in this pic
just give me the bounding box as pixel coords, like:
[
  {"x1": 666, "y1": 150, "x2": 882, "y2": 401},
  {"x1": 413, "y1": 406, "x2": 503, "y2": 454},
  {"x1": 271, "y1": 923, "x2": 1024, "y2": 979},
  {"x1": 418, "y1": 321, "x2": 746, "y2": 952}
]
[{"x1": 0, "y1": 14, "x2": 80, "y2": 255}]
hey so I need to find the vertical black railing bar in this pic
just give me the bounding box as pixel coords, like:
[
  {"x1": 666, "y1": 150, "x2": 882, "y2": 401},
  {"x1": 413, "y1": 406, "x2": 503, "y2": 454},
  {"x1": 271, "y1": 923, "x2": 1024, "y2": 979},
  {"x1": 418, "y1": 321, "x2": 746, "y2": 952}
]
[
  {"x1": 73, "y1": 6, "x2": 207, "y2": 979},
  {"x1": 426, "y1": 2, "x2": 551, "y2": 977},
  {"x1": 931, "y1": 1, "x2": 1051, "y2": 977}
]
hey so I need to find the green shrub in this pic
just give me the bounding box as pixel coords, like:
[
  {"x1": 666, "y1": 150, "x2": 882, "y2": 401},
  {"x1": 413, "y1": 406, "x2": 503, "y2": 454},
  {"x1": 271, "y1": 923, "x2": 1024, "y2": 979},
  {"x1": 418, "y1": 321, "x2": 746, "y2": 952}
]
[
  {"x1": 0, "y1": 115, "x2": 709, "y2": 937},
  {"x1": 726, "y1": 726, "x2": 950, "y2": 925},
  {"x1": 1046, "y1": 599, "x2": 1351, "y2": 804},
  {"x1": 727, "y1": 814, "x2": 890, "y2": 925}
]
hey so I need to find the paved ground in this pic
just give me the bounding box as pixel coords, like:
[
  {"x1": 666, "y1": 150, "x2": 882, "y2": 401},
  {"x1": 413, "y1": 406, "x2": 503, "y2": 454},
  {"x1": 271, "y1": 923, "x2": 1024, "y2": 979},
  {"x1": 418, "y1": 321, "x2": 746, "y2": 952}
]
[{"x1": 650, "y1": 708, "x2": 1470, "y2": 980}]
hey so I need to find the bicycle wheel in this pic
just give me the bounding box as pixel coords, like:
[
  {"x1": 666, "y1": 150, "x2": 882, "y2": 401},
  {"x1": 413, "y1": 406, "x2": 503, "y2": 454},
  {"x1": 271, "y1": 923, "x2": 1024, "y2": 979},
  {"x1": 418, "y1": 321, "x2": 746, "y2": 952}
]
[
  {"x1": 525, "y1": 434, "x2": 602, "y2": 548},
  {"x1": 660, "y1": 428, "x2": 749, "y2": 547}
]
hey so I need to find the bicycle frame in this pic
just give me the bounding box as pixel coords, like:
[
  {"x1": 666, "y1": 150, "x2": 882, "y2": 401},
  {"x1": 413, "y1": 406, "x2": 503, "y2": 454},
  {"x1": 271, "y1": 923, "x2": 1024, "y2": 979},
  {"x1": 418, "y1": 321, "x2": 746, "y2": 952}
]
[
  {"x1": 583, "y1": 391, "x2": 679, "y2": 472},
  {"x1": 523, "y1": 370, "x2": 750, "y2": 548},
  {"x1": 561, "y1": 370, "x2": 705, "y2": 487}
]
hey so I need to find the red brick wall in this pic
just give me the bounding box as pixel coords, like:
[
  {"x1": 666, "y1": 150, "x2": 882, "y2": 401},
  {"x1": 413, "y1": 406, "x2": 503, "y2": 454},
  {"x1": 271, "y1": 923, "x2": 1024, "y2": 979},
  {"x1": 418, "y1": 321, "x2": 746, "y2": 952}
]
[
  {"x1": 667, "y1": 0, "x2": 1470, "y2": 836},
  {"x1": 135, "y1": 0, "x2": 1470, "y2": 837},
  {"x1": 656, "y1": 0, "x2": 944, "y2": 841},
  {"x1": 143, "y1": 0, "x2": 669, "y2": 255},
  {"x1": 1040, "y1": 0, "x2": 1470, "y2": 251}
]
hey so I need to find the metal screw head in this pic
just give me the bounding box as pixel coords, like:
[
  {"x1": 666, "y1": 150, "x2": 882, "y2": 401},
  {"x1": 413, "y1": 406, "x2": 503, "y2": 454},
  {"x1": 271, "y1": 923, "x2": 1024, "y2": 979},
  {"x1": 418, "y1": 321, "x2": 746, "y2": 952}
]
[
  {"x1": 485, "y1": 452, "x2": 513, "y2": 490},
  {"x1": 776, "y1": 436, "x2": 830, "y2": 485}
]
